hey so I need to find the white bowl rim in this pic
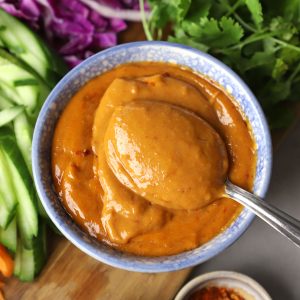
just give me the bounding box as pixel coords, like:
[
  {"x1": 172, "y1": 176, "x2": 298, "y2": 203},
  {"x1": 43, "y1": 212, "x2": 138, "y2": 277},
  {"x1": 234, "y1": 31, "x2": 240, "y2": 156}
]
[{"x1": 175, "y1": 270, "x2": 272, "y2": 300}]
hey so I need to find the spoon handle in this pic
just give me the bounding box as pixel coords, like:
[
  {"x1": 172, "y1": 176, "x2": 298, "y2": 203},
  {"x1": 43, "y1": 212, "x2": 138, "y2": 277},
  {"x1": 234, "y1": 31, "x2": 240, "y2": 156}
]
[{"x1": 225, "y1": 180, "x2": 300, "y2": 248}]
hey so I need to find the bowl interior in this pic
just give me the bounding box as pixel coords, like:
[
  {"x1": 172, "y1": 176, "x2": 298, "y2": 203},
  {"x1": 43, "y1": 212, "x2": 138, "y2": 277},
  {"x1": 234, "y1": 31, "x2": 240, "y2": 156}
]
[{"x1": 32, "y1": 41, "x2": 272, "y2": 272}]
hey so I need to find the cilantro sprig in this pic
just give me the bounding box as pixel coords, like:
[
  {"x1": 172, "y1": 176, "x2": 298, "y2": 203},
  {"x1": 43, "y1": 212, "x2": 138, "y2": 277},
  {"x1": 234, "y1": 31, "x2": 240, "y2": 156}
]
[{"x1": 140, "y1": 0, "x2": 300, "y2": 128}]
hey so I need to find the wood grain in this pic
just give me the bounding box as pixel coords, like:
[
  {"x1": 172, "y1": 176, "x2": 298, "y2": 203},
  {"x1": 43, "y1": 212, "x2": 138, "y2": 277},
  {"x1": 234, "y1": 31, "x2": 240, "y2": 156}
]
[
  {"x1": 4, "y1": 22, "x2": 300, "y2": 300},
  {"x1": 5, "y1": 235, "x2": 190, "y2": 300}
]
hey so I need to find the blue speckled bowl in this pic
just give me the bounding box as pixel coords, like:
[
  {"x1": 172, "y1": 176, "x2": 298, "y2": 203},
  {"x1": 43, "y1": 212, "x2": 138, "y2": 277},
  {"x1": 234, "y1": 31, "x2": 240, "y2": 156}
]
[{"x1": 32, "y1": 42, "x2": 272, "y2": 273}]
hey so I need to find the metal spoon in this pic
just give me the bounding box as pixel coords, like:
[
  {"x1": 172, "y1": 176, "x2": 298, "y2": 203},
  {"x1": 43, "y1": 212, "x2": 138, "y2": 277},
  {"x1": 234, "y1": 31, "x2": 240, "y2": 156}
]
[{"x1": 225, "y1": 180, "x2": 300, "y2": 248}]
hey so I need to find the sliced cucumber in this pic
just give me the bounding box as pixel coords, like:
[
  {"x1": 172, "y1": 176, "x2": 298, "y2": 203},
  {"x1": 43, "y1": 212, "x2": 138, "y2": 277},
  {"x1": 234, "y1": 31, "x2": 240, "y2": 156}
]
[
  {"x1": 0, "y1": 95, "x2": 13, "y2": 109},
  {"x1": 0, "y1": 191, "x2": 16, "y2": 229},
  {"x1": 0, "y1": 9, "x2": 66, "y2": 87},
  {"x1": 0, "y1": 47, "x2": 50, "y2": 88},
  {"x1": 14, "y1": 221, "x2": 47, "y2": 281},
  {"x1": 17, "y1": 245, "x2": 35, "y2": 281},
  {"x1": 0, "y1": 196, "x2": 9, "y2": 228},
  {"x1": 36, "y1": 194, "x2": 48, "y2": 219},
  {"x1": 36, "y1": 192, "x2": 52, "y2": 225},
  {"x1": 0, "y1": 146, "x2": 18, "y2": 225},
  {"x1": 33, "y1": 220, "x2": 47, "y2": 276},
  {"x1": 6, "y1": 157, "x2": 38, "y2": 248},
  {"x1": 0, "y1": 54, "x2": 51, "y2": 121},
  {"x1": 0, "y1": 80, "x2": 21, "y2": 105},
  {"x1": 13, "y1": 239, "x2": 22, "y2": 277},
  {"x1": 26, "y1": 84, "x2": 50, "y2": 126},
  {"x1": 14, "y1": 113, "x2": 33, "y2": 174},
  {"x1": 0, "y1": 63, "x2": 39, "y2": 114},
  {"x1": 0, "y1": 129, "x2": 38, "y2": 248},
  {"x1": 0, "y1": 106, "x2": 23, "y2": 127},
  {"x1": 38, "y1": 39, "x2": 69, "y2": 78},
  {"x1": 0, "y1": 195, "x2": 11, "y2": 229},
  {"x1": 0, "y1": 9, "x2": 50, "y2": 73},
  {"x1": 0, "y1": 217, "x2": 17, "y2": 252}
]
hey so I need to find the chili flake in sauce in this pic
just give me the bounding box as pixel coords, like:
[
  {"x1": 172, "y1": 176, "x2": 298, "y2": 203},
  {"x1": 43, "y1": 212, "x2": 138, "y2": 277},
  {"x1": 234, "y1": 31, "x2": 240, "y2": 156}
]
[{"x1": 188, "y1": 286, "x2": 245, "y2": 300}]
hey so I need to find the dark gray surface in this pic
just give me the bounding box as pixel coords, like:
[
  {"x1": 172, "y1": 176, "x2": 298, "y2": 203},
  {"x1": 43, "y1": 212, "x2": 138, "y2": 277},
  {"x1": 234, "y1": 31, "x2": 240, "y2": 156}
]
[{"x1": 192, "y1": 121, "x2": 300, "y2": 300}]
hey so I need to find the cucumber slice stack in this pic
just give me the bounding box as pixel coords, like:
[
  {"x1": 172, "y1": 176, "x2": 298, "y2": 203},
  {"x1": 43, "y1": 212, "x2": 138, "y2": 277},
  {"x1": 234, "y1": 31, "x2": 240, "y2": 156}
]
[{"x1": 0, "y1": 9, "x2": 67, "y2": 281}]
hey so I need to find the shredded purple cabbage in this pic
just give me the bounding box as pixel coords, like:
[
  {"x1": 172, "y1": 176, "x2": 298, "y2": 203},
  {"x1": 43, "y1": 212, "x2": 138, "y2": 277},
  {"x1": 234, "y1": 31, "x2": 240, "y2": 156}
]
[{"x1": 0, "y1": 0, "x2": 140, "y2": 67}]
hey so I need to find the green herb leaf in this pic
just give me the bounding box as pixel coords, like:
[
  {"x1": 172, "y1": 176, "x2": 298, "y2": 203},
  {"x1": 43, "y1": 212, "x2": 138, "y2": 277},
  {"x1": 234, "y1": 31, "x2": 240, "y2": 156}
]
[
  {"x1": 183, "y1": 17, "x2": 244, "y2": 49},
  {"x1": 173, "y1": 0, "x2": 191, "y2": 22},
  {"x1": 210, "y1": 0, "x2": 230, "y2": 19},
  {"x1": 272, "y1": 58, "x2": 288, "y2": 80},
  {"x1": 239, "y1": 51, "x2": 275, "y2": 72},
  {"x1": 279, "y1": 47, "x2": 300, "y2": 65},
  {"x1": 282, "y1": 0, "x2": 300, "y2": 22},
  {"x1": 169, "y1": 29, "x2": 209, "y2": 52},
  {"x1": 143, "y1": 0, "x2": 300, "y2": 128},
  {"x1": 186, "y1": 1, "x2": 212, "y2": 21},
  {"x1": 244, "y1": 0, "x2": 263, "y2": 28},
  {"x1": 149, "y1": 3, "x2": 175, "y2": 29},
  {"x1": 270, "y1": 17, "x2": 298, "y2": 41}
]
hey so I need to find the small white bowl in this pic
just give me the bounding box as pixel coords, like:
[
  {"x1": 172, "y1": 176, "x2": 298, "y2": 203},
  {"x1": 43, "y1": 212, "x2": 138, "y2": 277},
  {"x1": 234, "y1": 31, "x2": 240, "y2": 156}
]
[{"x1": 175, "y1": 271, "x2": 272, "y2": 300}]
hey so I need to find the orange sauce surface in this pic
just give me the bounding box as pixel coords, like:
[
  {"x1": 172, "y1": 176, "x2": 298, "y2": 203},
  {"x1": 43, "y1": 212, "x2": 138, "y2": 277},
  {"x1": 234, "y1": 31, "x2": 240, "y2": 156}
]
[{"x1": 52, "y1": 62, "x2": 256, "y2": 256}]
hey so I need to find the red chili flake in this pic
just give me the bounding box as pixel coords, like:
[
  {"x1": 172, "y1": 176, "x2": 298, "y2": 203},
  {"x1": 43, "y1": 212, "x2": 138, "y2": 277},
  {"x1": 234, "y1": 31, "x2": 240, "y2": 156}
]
[{"x1": 188, "y1": 286, "x2": 245, "y2": 300}]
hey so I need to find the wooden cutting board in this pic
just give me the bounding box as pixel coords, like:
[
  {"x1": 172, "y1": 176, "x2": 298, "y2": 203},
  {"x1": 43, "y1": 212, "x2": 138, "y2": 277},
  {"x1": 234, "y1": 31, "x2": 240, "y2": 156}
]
[
  {"x1": 4, "y1": 22, "x2": 300, "y2": 300},
  {"x1": 4, "y1": 234, "x2": 191, "y2": 300}
]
